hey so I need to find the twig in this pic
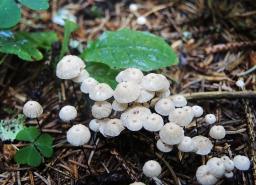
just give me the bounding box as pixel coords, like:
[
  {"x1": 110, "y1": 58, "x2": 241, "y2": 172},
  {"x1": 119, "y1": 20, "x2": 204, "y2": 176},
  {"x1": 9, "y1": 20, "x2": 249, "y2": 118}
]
[{"x1": 237, "y1": 65, "x2": 256, "y2": 77}]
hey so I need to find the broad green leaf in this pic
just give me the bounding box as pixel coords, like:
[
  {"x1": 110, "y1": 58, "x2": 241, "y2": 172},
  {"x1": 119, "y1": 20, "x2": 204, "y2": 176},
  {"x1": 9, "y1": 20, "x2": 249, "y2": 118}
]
[
  {"x1": 19, "y1": 0, "x2": 49, "y2": 10},
  {"x1": 82, "y1": 29, "x2": 178, "y2": 71},
  {"x1": 16, "y1": 127, "x2": 40, "y2": 142},
  {"x1": 86, "y1": 63, "x2": 118, "y2": 88},
  {"x1": 0, "y1": 31, "x2": 57, "y2": 61},
  {"x1": 14, "y1": 145, "x2": 42, "y2": 167},
  {"x1": 0, "y1": 114, "x2": 25, "y2": 141},
  {"x1": 0, "y1": 0, "x2": 21, "y2": 29},
  {"x1": 35, "y1": 133, "x2": 54, "y2": 158},
  {"x1": 60, "y1": 20, "x2": 79, "y2": 59}
]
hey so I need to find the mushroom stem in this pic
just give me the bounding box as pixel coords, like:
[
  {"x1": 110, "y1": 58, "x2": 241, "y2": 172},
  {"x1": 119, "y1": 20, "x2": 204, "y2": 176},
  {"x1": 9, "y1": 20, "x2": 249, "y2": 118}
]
[
  {"x1": 71, "y1": 81, "x2": 80, "y2": 109},
  {"x1": 80, "y1": 146, "x2": 92, "y2": 175},
  {"x1": 36, "y1": 118, "x2": 42, "y2": 131},
  {"x1": 195, "y1": 118, "x2": 198, "y2": 134}
]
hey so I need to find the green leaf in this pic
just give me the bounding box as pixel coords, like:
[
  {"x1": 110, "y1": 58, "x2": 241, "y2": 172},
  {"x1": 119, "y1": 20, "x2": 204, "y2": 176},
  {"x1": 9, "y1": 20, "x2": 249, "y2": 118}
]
[
  {"x1": 60, "y1": 20, "x2": 79, "y2": 59},
  {"x1": 0, "y1": 0, "x2": 21, "y2": 28},
  {"x1": 86, "y1": 63, "x2": 119, "y2": 88},
  {"x1": 35, "y1": 133, "x2": 53, "y2": 158},
  {"x1": 0, "y1": 31, "x2": 57, "y2": 61},
  {"x1": 14, "y1": 145, "x2": 42, "y2": 167},
  {"x1": 16, "y1": 127, "x2": 40, "y2": 142},
  {"x1": 82, "y1": 29, "x2": 178, "y2": 71},
  {"x1": 19, "y1": 0, "x2": 49, "y2": 10}
]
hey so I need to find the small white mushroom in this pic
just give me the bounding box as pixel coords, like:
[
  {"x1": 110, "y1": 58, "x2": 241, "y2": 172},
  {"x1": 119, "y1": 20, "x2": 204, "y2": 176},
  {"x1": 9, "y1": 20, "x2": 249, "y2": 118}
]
[
  {"x1": 72, "y1": 69, "x2": 89, "y2": 83},
  {"x1": 206, "y1": 157, "x2": 225, "y2": 178},
  {"x1": 89, "y1": 119, "x2": 102, "y2": 132},
  {"x1": 143, "y1": 113, "x2": 164, "y2": 132},
  {"x1": 66, "y1": 124, "x2": 91, "y2": 146},
  {"x1": 233, "y1": 155, "x2": 251, "y2": 171},
  {"x1": 125, "y1": 116, "x2": 143, "y2": 131},
  {"x1": 159, "y1": 122, "x2": 184, "y2": 145},
  {"x1": 112, "y1": 100, "x2": 128, "y2": 112},
  {"x1": 23, "y1": 100, "x2": 43, "y2": 119},
  {"x1": 192, "y1": 136, "x2": 213, "y2": 155},
  {"x1": 99, "y1": 118, "x2": 124, "y2": 137},
  {"x1": 224, "y1": 171, "x2": 234, "y2": 178},
  {"x1": 59, "y1": 105, "x2": 77, "y2": 122},
  {"x1": 221, "y1": 156, "x2": 234, "y2": 171},
  {"x1": 136, "y1": 16, "x2": 147, "y2": 25},
  {"x1": 91, "y1": 101, "x2": 112, "y2": 119},
  {"x1": 116, "y1": 68, "x2": 143, "y2": 84},
  {"x1": 156, "y1": 139, "x2": 173, "y2": 153},
  {"x1": 155, "y1": 97, "x2": 175, "y2": 116},
  {"x1": 89, "y1": 83, "x2": 113, "y2": 101},
  {"x1": 192, "y1": 105, "x2": 204, "y2": 117},
  {"x1": 80, "y1": 77, "x2": 98, "y2": 94},
  {"x1": 56, "y1": 55, "x2": 85, "y2": 79},
  {"x1": 205, "y1": 114, "x2": 216, "y2": 125},
  {"x1": 141, "y1": 73, "x2": 168, "y2": 92},
  {"x1": 236, "y1": 79, "x2": 245, "y2": 89},
  {"x1": 114, "y1": 81, "x2": 140, "y2": 103},
  {"x1": 142, "y1": 160, "x2": 162, "y2": 177},
  {"x1": 178, "y1": 136, "x2": 195, "y2": 152},
  {"x1": 172, "y1": 95, "x2": 187, "y2": 107},
  {"x1": 129, "y1": 4, "x2": 138, "y2": 12},
  {"x1": 169, "y1": 107, "x2": 193, "y2": 127},
  {"x1": 209, "y1": 125, "x2": 226, "y2": 140},
  {"x1": 196, "y1": 165, "x2": 218, "y2": 185},
  {"x1": 136, "y1": 88, "x2": 155, "y2": 103}
]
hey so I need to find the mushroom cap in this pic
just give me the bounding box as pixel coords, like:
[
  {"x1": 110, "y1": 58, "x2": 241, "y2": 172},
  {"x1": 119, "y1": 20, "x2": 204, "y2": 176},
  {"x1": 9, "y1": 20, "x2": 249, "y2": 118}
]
[
  {"x1": 233, "y1": 155, "x2": 251, "y2": 171},
  {"x1": 168, "y1": 107, "x2": 193, "y2": 127},
  {"x1": 130, "y1": 183, "x2": 145, "y2": 185},
  {"x1": 136, "y1": 88, "x2": 155, "y2": 103},
  {"x1": 205, "y1": 114, "x2": 216, "y2": 125},
  {"x1": 192, "y1": 135, "x2": 213, "y2": 155},
  {"x1": 72, "y1": 69, "x2": 89, "y2": 83},
  {"x1": 99, "y1": 118, "x2": 124, "y2": 137},
  {"x1": 136, "y1": 16, "x2": 147, "y2": 25},
  {"x1": 66, "y1": 124, "x2": 91, "y2": 146},
  {"x1": 129, "y1": 4, "x2": 138, "y2": 12},
  {"x1": 206, "y1": 157, "x2": 225, "y2": 178},
  {"x1": 89, "y1": 83, "x2": 113, "y2": 101},
  {"x1": 156, "y1": 89, "x2": 170, "y2": 98},
  {"x1": 159, "y1": 122, "x2": 184, "y2": 145},
  {"x1": 192, "y1": 105, "x2": 204, "y2": 117},
  {"x1": 23, "y1": 100, "x2": 43, "y2": 118},
  {"x1": 221, "y1": 156, "x2": 234, "y2": 171},
  {"x1": 156, "y1": 139, "x2": 173, "y2": 153},
  {"x1": 112, "y1": 100, "x2": 128, "y2": 112},
  {"x1": 56, "y1": 55, "x2": 85, "y2": 79},
  {"x1": 91, "y1": 101, "x2": 112, "y2": 119},
  {"x1": 116, "y1": 68, "x2": 143, "y2": 84},
  {"x1": 155, "y1": 97, "x2": 175, "y2": 116},
  {"x1": 59, "y1": 105, "x2": 77, "y2": 122},
  {"x1": 141, "y1": 73, "x2": 168, "y2": 91},
  {"x1": 121, "y1": 106, "x2": 151, "y2": 126},
  {"x1": 80, "y1": 77, "x2": 99, "y2": 94},
  {"x1": 143, "y1": 113, "x2": 164, "y2": 132},
  {"x1": 114, "y1": 81, "x2": 140, "y2": 103},
  {"x1": 178, "y1": 136, "x2": 195, "y2": 152},
  {"x1": 209, "y1": 125, "x2": 226, "y2": 140},
  {"x1": 236, "y1": 79, "x2": 245, "y2": 89},
  {"x1": 125, "y1": 116, "x2": 143, "y2": 131},
  {"x1": 196, "y1": 165, "x2": 218, "y2": 185},
  {"x1": 142, "y1": 160, "x2": 162, "y2": 177},
  {"x1": 224, "y1": 172, "x2": 234, "y2": 178},
  {"x1": 89, "y1": 119, "x2": 102, "y2": 132},
  {"x1": 172, "y1": 95, "x2": 187, "y2": 107}
]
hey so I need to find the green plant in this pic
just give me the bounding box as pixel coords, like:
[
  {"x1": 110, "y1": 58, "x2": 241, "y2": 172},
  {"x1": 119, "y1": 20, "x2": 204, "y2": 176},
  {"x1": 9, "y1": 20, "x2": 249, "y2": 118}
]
[
  {"x1": 14, "y1": 127, "x2": 54, "y2": 167},
  {"x1": 0, "y1": 0, "x2": 49, "y2": 29}
]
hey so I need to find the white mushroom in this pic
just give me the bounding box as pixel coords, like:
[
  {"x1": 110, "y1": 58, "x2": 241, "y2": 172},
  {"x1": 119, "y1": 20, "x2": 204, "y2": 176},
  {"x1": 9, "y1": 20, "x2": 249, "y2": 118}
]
[
  {"x1": 196, "y1": 165, "x2": 218, "y2": 185},
  {"x1": 136, "y1": 88, "x2": 155, "y2": 103},
  {"x1": 159, "y1": 122, "x2": 184, "y2": 145},
  {"x1": 80, "y1": 77, "x2": 98, "y2": 94},
  {"x1": 206, "y1": 157, "x2": 225, "y2": 178},
  {"x1": 236, "y1": 79, "x2": 245, "y2": 89},
  {"x1": 192, "y1": 105, "x2": 204, "y2": 117},
  {"x1": 155, "y1": 97, "x2": 175, "y2": 116},
  {"x1": 156, "y1": 89, "x2": 170, "y2": 98},
  {"x1": 59, "y1": 105, "x2": 77, "y2": 122},
  {"x1": 141, "y1": 73, "x2": 168, "y2": 91},
  {"x1": 136, "y1": 16, "x2": 147, "y2": 25},
  {"x1": 114, "y1": 81, "x2": 140, "y2": 103},
  {"x1": 99, "y1": 118, "x2": 124, "y2": 137},
  {"x1": 156, "y1": 139, "x2": 173, "y2": 153},
  {"x1": 89, "y1": 119, "x2": 102, "y2": 132},
  {"x1": 143, "y1": 113, "x2": 164, "y2": 132},
  {"x1": 221, "y1": 156, "x2": 234, "y2": 171},
  {"x1": 89, "y1": 83, "x2": 113, "y2": 101},
  {"x1": 66, "y1": 124, "x2": 91, "y2": 146},
  {"x1": 112, "y1": 100, "x2": 128, "y2": 112},
  {"x1": 233, "y1": 155, "x2": 251, "y2": 171},
  {"x1": 209, "y1": 125, "x2": 226, "y2": 140},
  {"x1": 129, "y1": 4, "x2": 138, "y2": 12},
  {"x1": 142, "y1": 160, "x2": 162, "y2": 177},
  {"x1": 205, "y1": 114, "x2": 216, "y2": 125},
  {"x1": 91, "y1": 101, "x2": 112, "y2": 119},
  {"x1": 224, "y1": 172, "x2": 234, "y2": 178},
  {"x1": 115, "y1": 68, "x2": 143, "y2": 84},
  {"x1": 23, "y1": 100, "x2": 43, "y2": 119},
  {"x1": 192, "y1": 136, "x2": 213, "y2": 155},
  {"x1": 72, "y1": 69, "x2": 89, "y2": 83},
  {"x1": 125, "y1": 116, "x2": 143, "y2": 131},
  {"x1": 168, "y1": 107, "x2": 193, "y2": 127},
  {"x1": 56, "y1": 55, "x2": 85, "y2": 79},
  {"x1": 178, "y1": 136, "x2": 195, "y2": 152},
  {"x1": 172, "y1": 95, "x2": 187, "y2": 107}
]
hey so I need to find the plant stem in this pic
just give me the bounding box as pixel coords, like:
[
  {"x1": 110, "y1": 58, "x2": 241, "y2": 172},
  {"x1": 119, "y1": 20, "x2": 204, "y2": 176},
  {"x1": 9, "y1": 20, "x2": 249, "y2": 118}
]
[{"x1": 36, "y1": 118, "x2": 42, "y2": 131}]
